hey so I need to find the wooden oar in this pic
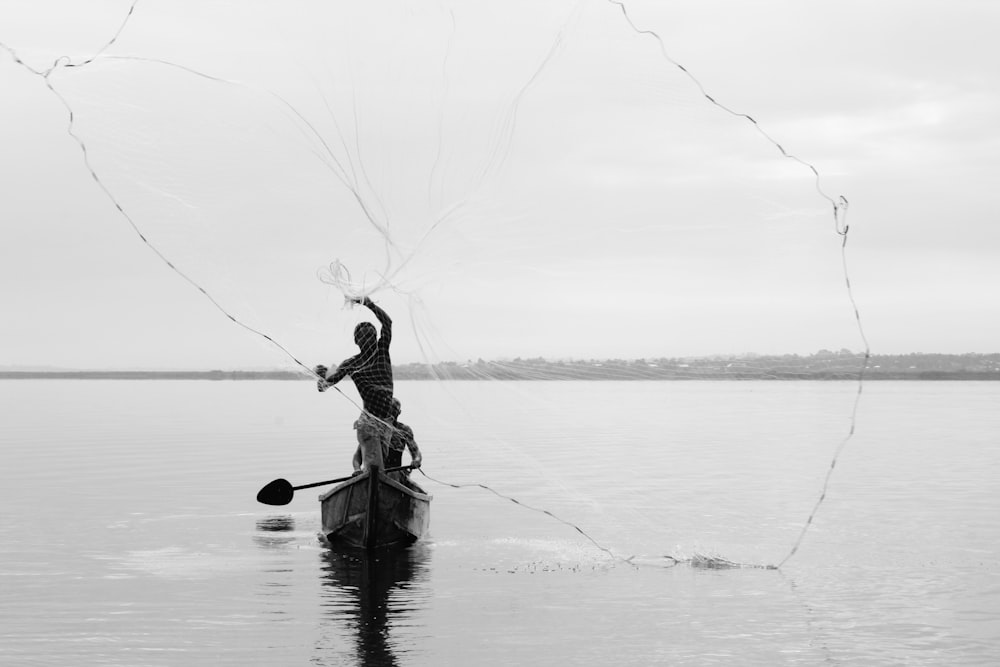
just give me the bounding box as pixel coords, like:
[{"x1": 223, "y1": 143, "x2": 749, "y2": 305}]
[{"x1": 256, "y1": 465, "x2": 415, "y2": 506}]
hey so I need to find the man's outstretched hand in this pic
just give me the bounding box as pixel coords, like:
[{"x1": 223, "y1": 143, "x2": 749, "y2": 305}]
[{"x1": 314, "y1": 364, "x2": 330, "y2": 392}]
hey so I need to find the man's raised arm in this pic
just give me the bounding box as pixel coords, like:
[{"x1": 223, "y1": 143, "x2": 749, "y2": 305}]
[{"x1": 358, "y1": 296, "x2": 392, "y2": 347}]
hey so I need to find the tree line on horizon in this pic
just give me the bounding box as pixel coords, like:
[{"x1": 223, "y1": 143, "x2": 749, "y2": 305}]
[
  {"x1": 4, "y1": 352, "x2": 997, "y2": 380},
  {"x1": 392, "y1": 352, "x2": 1000, "y2": 381}
]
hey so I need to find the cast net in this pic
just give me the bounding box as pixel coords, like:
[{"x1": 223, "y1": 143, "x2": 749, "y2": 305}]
[{"x1": 2, "y1": 0, "x2": 867, "y2": 567}]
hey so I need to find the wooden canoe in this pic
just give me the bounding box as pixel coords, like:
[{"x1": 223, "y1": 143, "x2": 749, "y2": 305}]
[{"x1": 319, "y1": 466, "x2": 431, "y2": 549}]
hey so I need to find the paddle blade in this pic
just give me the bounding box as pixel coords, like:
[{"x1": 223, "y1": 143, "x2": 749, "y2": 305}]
[{"x1": 256, "y1": 478, "x2": 294, "y2": 506}]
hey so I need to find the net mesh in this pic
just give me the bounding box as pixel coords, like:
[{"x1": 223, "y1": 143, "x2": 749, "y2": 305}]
[{"x1": 2, "y1": 0, "x2": 868, "y2": 567}]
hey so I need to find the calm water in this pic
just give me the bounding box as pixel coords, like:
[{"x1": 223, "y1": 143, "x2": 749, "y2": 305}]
[{"x1": 1, "y1": 380, "x2": 998, "y2": 665}]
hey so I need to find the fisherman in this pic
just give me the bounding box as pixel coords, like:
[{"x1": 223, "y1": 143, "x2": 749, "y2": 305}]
[
  {"x1": 348, "y1": 397, "x2": 421, "y2": 476},
  {"x1": 383, "y1": 397, "x2": 422, "y2": 471},
  {"x1": 314, "y1": 296, "x2": 394, "y2": 471}
]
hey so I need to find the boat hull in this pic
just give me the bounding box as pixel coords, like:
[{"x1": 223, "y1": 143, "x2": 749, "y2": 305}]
[{"x1": 319, "y1": 468, "x2": 431, "y2": 549}]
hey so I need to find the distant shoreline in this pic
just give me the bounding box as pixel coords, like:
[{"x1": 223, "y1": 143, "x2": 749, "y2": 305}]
[
  {"x1": 4, "y1": 353, "x2": 999, "y2": 381},
  {"x1": 2, "y1": 371, "x2": 997, "y2": 381}
]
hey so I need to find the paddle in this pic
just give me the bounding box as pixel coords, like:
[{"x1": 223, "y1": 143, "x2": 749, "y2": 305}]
[{"x1": 256, "y1": 465, "x2": 416, "y2": 506}]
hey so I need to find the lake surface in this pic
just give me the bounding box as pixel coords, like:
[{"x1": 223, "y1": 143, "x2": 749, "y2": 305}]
[{"x1": 2, "y1": 380, "x2": 998, "y2": 665}]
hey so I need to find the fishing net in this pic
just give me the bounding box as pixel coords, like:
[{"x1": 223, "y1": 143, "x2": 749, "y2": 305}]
[{"x1": 2, "y1": 0, "x2": 867, "y2": 566}]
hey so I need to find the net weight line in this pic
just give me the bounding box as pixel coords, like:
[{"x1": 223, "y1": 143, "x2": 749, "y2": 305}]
[
  {"x1": 418, "y1": 469, "x2": 776, "y2": 570},
  {"x1": 608, "y1": 0, "x2": 870, "y2": 567},
  {"x1": 1, "y1": 6, "x2": 393, "y2": 432},
  {"x1": 418, "y1": 468, "x2": 627, "y2": 564}
]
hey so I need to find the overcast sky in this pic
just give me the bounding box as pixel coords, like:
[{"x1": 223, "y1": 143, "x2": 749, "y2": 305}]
[{"x1": 2, "y1": 0, "x2": 998, "y2": 369}]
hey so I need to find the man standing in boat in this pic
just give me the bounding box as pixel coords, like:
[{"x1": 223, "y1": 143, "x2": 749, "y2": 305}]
[{"x1": 314, "y1": 296, "x2": 394, "y2": 472}]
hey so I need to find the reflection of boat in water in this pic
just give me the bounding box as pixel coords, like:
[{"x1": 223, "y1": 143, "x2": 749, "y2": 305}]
[
  {"x1": 319, "y1": 466, "x2": 431, "y2": 550},
  {"x1": 320, "y1": 545, "x2": 430, "y2": 666}
]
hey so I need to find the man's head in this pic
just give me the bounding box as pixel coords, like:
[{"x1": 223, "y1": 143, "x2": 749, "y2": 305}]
[
  {"x1": 390, "y1": 398, "x2": 402, "y2": 419},
  {"x1": 354, "y1": 321, "x2": 377, "y2": 349}
]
